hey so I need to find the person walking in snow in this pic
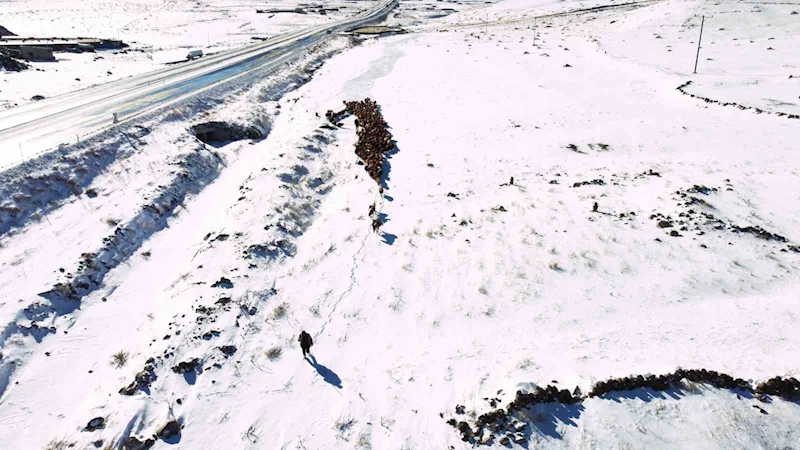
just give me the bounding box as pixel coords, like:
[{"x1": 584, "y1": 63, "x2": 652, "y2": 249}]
[{"x1": 299, "y1": 330, "x2": 313, "y2": 358}]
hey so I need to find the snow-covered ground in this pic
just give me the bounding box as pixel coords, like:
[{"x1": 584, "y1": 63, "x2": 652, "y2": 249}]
[
  {"x1": 1, "y1": 0, "x2": 800, "y2": 449},
  {"x1": 0, "y1": 0, "x2": 472, "y2": 108}
]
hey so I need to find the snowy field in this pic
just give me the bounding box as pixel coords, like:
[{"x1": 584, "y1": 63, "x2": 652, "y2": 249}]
[{"x1": 1, "y1": 0, "x2": 800, "y2": 449}]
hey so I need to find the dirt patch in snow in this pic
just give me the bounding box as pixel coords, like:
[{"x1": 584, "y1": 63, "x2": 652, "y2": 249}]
[
  {"x1": 190, "y1": 121, "x2": 262, "y2": 147},
  {"x1": 646, "y1": 182, "x2": 796, "y2": 250}
]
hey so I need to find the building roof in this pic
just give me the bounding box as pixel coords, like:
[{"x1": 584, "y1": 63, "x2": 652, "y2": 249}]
[{"x1": 0, "y1": 38, "x2": 101, "y2": 47}]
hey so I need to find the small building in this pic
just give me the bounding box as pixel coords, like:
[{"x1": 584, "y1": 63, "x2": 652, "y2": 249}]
[
  {"x1": 96, "y1": 39, "x2": 126, "y2": 50},
  {"x1": 19, "y1": 46, "x2": 55, "y2": 61}
]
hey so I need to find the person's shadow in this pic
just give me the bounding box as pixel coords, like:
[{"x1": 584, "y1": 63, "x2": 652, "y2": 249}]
[{"x1": 307, "y1": 355, "x2": 342, "y2": 389}]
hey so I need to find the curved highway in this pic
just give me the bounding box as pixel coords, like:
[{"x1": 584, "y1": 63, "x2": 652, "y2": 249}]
[{"x1": 0, "y1": 0, "x2": 397, "y2": 168}]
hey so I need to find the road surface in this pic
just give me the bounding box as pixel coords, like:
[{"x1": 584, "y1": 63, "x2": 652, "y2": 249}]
[{"x1": 0, "y1": 0, "x2": 397, "y2": 168}]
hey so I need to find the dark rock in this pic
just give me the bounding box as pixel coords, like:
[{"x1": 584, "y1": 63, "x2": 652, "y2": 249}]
[
  {"x1": 686, "y1": 185, "x2": 716, "y2": 195},
  {"x1": 572, "y1": 179, "x2": 605, "y2": 188},
  {"x1": 657, "y1": 220, "x2": 673, "y2": 228},
  {"x1": 211, "y1": 277, "x2": 233, "y2": 288},
  {"x1": 156, "y1": 419, "x2": 182, "y2": 439},
  {"x1": 756, "y1": 377, "x2": 800, "y2": 398},
  {"x1": 729, "y1": 225, "x2": 787, "y2": 242},
  {"x1": 218, "y1": 345, "x2": 237, "y2": 357},
  {"x1": 123, "y1": 436, "x2": 155, "y2": 450},
  {"x1": 457, "y1": 421, "x2": 472, "y2": 441},
  {"x1": 0, "y1": 53, "x2": 29, "y2": 71},
  {"x1": 557, "y1": 389, "x2": 574, "y2": 403},
  {"x1": 172, "y1": 358, "x2": 201, "y2": 374},
  {"x1": 202, "y1": 330, "x2": 220, "y2": 340},
  {"x1": 120, "y1": 359, "x2": 157, "y2": 395},
  {"x1": 455, "y1": 404, "x2": 466, "y2": 415},
  {"x1": 84, "y1": 416, "x2": 106, "y2": 431}
]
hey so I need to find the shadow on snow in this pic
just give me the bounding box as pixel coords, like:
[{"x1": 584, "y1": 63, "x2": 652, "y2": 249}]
[{"x1": 307, "y1": 355, "x2": 342, "y2": 389}]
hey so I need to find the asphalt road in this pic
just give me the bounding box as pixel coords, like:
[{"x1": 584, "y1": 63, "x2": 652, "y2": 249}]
[{"x1": 0, "y1": 0, "x2": 396, "y2": 168}]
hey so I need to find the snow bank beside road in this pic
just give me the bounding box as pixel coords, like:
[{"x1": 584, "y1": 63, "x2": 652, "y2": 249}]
[{"x1": 0, "y1": 0, "x2": 376, "y2": 108}]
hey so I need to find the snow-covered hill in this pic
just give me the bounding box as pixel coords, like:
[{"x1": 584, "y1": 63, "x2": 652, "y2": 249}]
[{"x1": 1, "y1": 0, "x2": 799, "y2": 449}]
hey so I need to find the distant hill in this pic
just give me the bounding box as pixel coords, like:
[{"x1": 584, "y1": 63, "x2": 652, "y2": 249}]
[{"x1": 0, "y1": 26, "x2": 15, "y2": 37}]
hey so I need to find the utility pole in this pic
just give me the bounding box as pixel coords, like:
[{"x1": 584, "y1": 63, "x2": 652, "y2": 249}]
[{"x1": 693, "y1": 15, "x2": 705, "y2": 74}]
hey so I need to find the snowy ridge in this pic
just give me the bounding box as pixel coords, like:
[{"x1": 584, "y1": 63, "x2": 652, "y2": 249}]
[
  {"x1": 0, "y1": 35, "x2": 360, "y2": 413},
  {"x1": 0, "y1": 36, "x2": 354, "y2": 238},
  {"x1": 678, "y1": 80, "x2": 800, "y2": 120},
  {"x1": 446, "y1": 369, "x2": 799, "y2": 445}
]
